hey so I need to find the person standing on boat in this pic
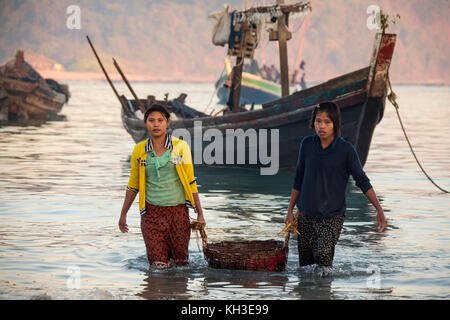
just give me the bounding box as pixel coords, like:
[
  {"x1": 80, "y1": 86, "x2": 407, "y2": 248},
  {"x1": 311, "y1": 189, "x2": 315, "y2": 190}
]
[
  {"x1": 285, "y1": 101, "x2": 387, "y2": 269},
  {"x1": 118, "y1": 104, "x2": 205, "y2": 269}
]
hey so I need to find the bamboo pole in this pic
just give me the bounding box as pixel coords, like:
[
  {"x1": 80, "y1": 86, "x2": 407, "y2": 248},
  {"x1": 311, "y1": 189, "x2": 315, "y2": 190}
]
[
  {"x1": 112, "y1": 58, "x2": 146, "y2": 113},
  {"x1": 86, "y1": 35, "x2": 133, "y2": 116}
]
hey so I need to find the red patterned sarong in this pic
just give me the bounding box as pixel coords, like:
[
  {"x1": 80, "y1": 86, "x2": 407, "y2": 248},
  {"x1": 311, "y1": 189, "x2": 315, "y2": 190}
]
[{"x1": 140, "y1": 202, "x2": 190, "y2": 268}]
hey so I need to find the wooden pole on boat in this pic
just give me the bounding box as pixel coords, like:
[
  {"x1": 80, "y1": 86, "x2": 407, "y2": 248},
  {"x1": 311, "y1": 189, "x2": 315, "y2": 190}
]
[
  {"x1": 227, "y1": 56, "x2": 244, "y2": 113},
  {"x1": 112, "y1": 58, "x2": 146, "y2": 113},
  {"x1": 226, "y1": 0, "x2": 248, "y2": 113},
  {"x1": 225, "y1": 0, "x2": 250, "y2": 113},
  {"x1": 85, "y1": 35, "x2": 133, "y2": 116},
  {"x1": 277, "y1": 0, "x2": 290, "y2": 97}
]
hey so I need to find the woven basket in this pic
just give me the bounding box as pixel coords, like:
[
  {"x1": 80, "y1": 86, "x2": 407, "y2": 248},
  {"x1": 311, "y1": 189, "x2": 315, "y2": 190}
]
[
  {"x1": 204, "y1": 239, "x2": 289, "y2": 272},
  {"x1": 191, "y1": 212, "x2": 299, "y2": 272}
]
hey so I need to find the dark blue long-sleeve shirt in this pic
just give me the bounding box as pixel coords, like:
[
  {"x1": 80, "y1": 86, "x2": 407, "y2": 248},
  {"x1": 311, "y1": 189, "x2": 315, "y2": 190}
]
[{"x1": 293, "y1": 134, "x2": 372, "y2": 218}]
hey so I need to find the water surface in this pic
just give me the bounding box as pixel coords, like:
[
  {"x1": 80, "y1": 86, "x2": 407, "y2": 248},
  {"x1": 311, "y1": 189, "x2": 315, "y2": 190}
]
[{"x1": 0, "y1": 81, "x2": 449, "y2": 299}]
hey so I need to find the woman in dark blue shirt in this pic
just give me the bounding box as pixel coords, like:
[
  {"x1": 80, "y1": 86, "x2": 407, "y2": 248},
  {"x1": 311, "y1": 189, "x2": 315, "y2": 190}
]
[{"x1": 285, "y1": 101, "x2": 387, "y2": 269}]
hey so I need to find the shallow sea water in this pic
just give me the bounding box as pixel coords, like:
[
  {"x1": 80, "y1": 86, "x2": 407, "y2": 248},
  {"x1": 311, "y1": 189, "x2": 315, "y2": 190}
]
[{"x1": 0, "y1": 81, "x2": 449, "y2": 300}]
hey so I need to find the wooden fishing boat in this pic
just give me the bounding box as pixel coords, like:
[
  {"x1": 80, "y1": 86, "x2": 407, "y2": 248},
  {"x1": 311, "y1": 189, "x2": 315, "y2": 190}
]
[
  {"x1": 215, "y1": 57, "x2": 298, "y2": 105},
  {"x1": 91, "y1": 1, "x2": 397, "y2": 172},
  {"x1": 0, "y1": 50, "x2": 70, "y2": 126},
  {"x1": 120, "y1": 31, "x2": 396, "y2": 171},
  {"x1": 0, "y1": 87, "x2": 8, "y2": 126}
]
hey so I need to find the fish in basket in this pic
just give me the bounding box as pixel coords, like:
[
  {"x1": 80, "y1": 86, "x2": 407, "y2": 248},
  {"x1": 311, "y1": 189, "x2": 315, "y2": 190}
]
[{"x1": 190, "y1": 214, "x2": 299, "y2": 272}]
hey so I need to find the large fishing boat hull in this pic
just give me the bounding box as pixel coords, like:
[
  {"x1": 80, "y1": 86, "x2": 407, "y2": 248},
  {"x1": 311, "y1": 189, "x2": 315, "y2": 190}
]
[{"x1": 121, "y1": 33, "x2": 396, "y2": 172}]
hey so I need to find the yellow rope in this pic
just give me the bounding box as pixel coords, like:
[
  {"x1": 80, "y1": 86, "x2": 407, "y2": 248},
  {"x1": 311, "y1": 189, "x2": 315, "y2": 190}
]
[
  {"x1": 278, "y1": 210, "x2": 300, "y2": 236},
  {"x1": 278, "y1": 221, "x2": 300, "y2": 236},
  {"x1": 278, "y1": 210, "x2": 300, "y2": 248}
]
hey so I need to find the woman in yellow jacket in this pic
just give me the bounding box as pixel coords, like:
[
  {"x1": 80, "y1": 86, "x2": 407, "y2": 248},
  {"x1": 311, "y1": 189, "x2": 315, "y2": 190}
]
[{"x1": 118, "y1": 104, "x2": 205, "y2": 269}]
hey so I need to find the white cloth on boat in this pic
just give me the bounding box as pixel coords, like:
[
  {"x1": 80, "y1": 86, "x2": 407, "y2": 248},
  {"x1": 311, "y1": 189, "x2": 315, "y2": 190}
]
[
  {"x1": 209, "y1": 4, "x2": 231, "y2": 46},
  {"x1": 135, "y1": 109, "x2": 144, "y2": 120}
]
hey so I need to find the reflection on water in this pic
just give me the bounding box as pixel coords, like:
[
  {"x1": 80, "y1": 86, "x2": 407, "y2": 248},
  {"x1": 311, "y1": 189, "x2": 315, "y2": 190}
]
[{"x1": 0, "y1": 82, "x2": 449, "y2": 300}]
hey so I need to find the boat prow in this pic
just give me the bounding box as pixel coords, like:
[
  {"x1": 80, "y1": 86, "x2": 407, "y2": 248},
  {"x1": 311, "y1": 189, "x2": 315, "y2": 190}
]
[{"x1": 0, "y1": 50, "x2": 70, "y2": 126}]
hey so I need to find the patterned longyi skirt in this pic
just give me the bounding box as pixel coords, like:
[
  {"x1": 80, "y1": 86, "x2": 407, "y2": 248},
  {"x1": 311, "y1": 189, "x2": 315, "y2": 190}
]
[
  {"x1": 140, "y1": 202, "x2": 190, "y2": 268},
  {"x1": 297, "y1": 211, "x2": 344, "y2": 267}
]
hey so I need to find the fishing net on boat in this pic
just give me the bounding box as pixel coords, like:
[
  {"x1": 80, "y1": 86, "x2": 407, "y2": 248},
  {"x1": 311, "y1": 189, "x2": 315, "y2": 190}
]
[
  {"x1": 190, "y1": 213, "x2": 300, "y2": 272},
  {"x1": 232, "y1": 2, "x2": 311, "y2": 26},
  {"x1": 208, "y1": 1, "x2": 311, "y2": 50}
]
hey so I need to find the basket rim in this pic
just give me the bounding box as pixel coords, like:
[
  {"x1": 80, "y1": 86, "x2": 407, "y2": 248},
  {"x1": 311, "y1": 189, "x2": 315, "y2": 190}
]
[{"x1": 204, "y1": 239, "x2": 287, "y2": 260}]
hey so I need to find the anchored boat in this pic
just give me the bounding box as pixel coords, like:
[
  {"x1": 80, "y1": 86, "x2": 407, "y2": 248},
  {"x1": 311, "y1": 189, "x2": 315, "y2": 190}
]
[
  {"x1": 92, "y1": 1, "x2": 397, "y2": 172},
  {"x1": 0, "y1": 50, "x2": 70, "y2": 126},
  {"x1": 214, "y1": 57, "x2": 299, "y2": 106}
]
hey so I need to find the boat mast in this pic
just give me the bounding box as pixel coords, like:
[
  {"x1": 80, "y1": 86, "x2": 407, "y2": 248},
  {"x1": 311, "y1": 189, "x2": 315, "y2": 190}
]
[
  {"x1": 275, "y1": 0, "x2": 291, "y2": 97},
  {"x1": 226, "y1": 53, "x2": 245, "y2": 113}
]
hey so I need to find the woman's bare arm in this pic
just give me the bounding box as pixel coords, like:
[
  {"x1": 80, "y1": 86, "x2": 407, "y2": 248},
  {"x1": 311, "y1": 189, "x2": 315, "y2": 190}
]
[
  {"x1": 285, "y1": 188, "x2": 300, "y2": 224},
  {"x1": 365, "y1": 188, "x2": 387, "y2": 233},
  {"x1": 118, "y1": 189, "x2": 138, "y2": 233}
]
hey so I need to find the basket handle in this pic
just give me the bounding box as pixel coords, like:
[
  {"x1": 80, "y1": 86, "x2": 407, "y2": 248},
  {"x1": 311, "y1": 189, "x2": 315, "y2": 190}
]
[
  {"x1": 190, "y1": 218, "x2": 207, "y2": 253},
  {"x1": 279, "y1": 210, "x2": 300, "y2": 248},
  {"x1": 283, "y1": 231, "x2": 291, "y2": 249}
]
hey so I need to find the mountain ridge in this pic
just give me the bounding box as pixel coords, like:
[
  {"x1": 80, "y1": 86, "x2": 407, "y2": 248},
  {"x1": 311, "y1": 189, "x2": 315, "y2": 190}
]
[{"x1": 1, "y1": 0, "x2": 448, "y2": 85}]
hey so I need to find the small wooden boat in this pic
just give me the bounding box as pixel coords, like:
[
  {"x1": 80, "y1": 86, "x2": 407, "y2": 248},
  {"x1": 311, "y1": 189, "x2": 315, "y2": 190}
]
[
  {"x1": 0, "y1": 50, "x2": 70, "y2": 126},
  {"x1": 0, "y1": 87, "x2": 8, "y2": 126},
  {"x1": 215, "y1": 58, "x2": 298, "y2": 105}
]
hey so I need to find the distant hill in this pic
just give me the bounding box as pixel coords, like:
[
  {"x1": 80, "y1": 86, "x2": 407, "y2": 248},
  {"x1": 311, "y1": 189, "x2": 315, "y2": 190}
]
[{"x1": 0, "y1": 0, "x2": 448, "y2": 85}]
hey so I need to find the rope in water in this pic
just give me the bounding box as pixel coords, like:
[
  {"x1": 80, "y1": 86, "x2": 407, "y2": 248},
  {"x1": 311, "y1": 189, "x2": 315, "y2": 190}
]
[{"x1": 387, "y1": 74, "x2": 449, "y2": 193}]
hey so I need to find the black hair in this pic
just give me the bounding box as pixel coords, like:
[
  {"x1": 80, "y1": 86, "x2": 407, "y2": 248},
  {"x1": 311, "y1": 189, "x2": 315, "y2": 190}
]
[
  {"x1": 144, "y1": 104, "x2": 171, "y2": 123},
  {"x1": 309, "y1": 101, "x2": 341, "y2": 137}
]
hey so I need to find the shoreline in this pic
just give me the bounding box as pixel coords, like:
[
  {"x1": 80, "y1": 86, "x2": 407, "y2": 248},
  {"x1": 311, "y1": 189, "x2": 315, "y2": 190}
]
[
  {"x1": 38, "y1": 70, "x2": 450, "y2": 87},
  {"x1": 38, "y1": 70, "x2": 216, "y2": 83}
]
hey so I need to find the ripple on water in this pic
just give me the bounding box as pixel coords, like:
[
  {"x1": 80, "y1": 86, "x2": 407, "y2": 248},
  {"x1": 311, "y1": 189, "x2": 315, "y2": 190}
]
[{"x1": 0, "y1": 83, "x2": 449, "y2": 299}]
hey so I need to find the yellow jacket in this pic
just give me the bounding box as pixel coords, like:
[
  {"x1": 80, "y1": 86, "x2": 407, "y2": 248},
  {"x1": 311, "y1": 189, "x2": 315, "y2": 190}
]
[{"x1": 126, "y1": 134, "x2": 198, "y2": 216}]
